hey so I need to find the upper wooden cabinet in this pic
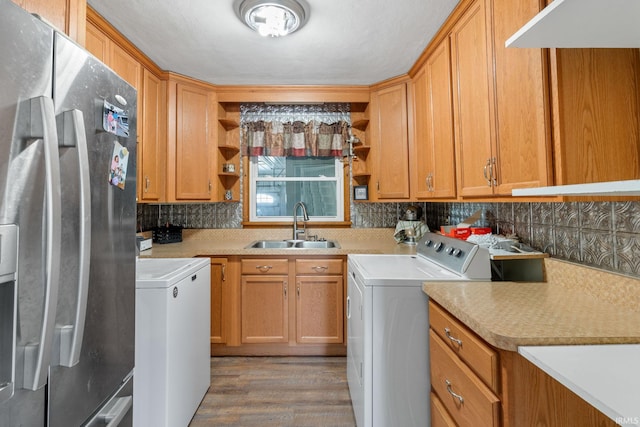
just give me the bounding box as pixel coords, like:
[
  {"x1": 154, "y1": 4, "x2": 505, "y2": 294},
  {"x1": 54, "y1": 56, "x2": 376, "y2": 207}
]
[
  {"x1": 85, "y1": 21, "x2": 143, "y2": 147},
  {"x1": 12, "y1": 0, "x2": 86, "y2": 44},
  {"x1": 410, "y1": 38, "x2": 456, "y2": 200},
  {"x1": 370, "y1": 80, "x2": 411, "y2": 200},
  {"x1": 85, "y1": 14, "x2": 168, "y2": 203},
  {"x1": 85, "y1": 19, "x2": 109, "y2": 62},
  {"x1": 166, "y1": 76, "x2": 217, "y2": 202},
  {"x1": 446, "y1": 0, "x2": 639, "y2": 199},
  {"x1": 550, "y1": 48, "x2": 640, "y2": 186},
  {"x1": 490, "y1": 0, "x2": 552, "y2": 195},
  {"x1": 450, "y1": 0, "x2": 497, "y2": 198},
  {"x1": 452, "y1": 0, "x2": 551, "y2": 198},
  {"x1": 139, "y1": 69, "x2": 167, "y2": 201}
]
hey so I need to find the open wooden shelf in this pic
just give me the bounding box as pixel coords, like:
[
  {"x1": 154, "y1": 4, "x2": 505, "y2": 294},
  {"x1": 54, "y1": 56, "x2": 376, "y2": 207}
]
[
  {"x1": 352, "y1": 119, "x2": 369, "y2": 131},
  {"x1": 219, "y1": 118, "x2": 239, "y2": 131}
]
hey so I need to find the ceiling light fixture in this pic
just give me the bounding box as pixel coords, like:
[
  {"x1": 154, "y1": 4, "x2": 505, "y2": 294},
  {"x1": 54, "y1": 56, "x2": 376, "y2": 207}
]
[{"x1": 234, "y1": 0, "x2": 309, "y2": 37}]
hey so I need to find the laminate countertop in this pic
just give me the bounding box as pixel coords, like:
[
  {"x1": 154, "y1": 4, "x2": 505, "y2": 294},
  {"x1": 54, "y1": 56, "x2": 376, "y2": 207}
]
[
  {"x1": 422, "y1": 258, "x2": 640, "y2": 352},
  {"x1": 139, "y1": 228, "x2": 416, "y2": 258}
]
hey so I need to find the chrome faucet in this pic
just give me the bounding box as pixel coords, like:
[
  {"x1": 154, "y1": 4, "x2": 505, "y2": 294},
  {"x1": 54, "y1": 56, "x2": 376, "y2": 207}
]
[{"x1": 292, "y1": 201, "x2": 309, "y2": 240}]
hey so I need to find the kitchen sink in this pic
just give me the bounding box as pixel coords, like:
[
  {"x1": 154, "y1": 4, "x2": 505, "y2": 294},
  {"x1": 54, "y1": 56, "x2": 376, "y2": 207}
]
[{"x1": 245, "y1": 240, "x2": 340, "y2": 249}]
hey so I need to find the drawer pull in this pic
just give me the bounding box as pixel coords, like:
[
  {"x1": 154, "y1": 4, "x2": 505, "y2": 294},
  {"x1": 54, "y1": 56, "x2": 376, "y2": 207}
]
[
  {"x1": 445, "y1": 379, "x2": 464, "y2": 404},
  {"x1": 444, "y1": 327, "x2": 462, "y2": 347},
  {"x1": 256, "y1": 265, "x2": 272, "y2": 272},
  {"x1": 312, "y1": 266, "x2": 328, "y2": 272}
]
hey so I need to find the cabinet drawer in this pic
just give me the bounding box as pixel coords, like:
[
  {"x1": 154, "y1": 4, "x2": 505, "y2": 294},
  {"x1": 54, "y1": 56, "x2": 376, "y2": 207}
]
[
  {"x1": 295, "y1": 259, "x2": 343, "y2": 275},
  {"x1": 430, "y1": 330, "x2": 500, "y2": 427},
  {"x1": 431, "y1": 391, "x2": 457, "y2": 427},
  {"x1": 241, "y1": 259, "x2": 288, "y2": 275},
  {"x1": 429, "y1": 301, "x2": 499, "y2": 391}
]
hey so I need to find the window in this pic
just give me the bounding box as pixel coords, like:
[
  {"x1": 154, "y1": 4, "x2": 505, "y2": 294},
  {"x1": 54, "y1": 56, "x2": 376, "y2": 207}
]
[{"x1": 249, "y1": 156, "x2": 344, "y2": 222}]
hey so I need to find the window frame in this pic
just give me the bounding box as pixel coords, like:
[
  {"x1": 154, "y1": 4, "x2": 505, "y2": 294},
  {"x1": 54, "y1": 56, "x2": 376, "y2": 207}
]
[{"x1": 248, "y1": 156, "x2": 345, "y2": 223}]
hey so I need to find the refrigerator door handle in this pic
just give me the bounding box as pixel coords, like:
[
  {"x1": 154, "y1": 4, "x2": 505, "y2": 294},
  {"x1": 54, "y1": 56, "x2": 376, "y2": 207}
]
[
  {"x1": 23, "y1": 96, "x2": 62, "y2": 391},
  {"x1": 56, "y1": 109, "x2": 91, "y2": 367}
]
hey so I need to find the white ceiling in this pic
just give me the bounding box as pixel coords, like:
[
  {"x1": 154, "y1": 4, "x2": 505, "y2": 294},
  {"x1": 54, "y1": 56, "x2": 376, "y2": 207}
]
[{"x1": 87, "y1": 0, "x2": 460, "y2": 86}]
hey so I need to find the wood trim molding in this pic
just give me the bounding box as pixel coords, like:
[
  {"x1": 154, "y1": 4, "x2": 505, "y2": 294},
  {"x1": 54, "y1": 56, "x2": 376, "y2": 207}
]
[
  {"x1": 366, "y1": 74, "x2": 410, "y2": 92},
  {"x1": 408, "y1": 0, "x2": 476, "y2": 77},
  {"x1": 217, "y1": 85, "x2": 370, "y2": 103}
]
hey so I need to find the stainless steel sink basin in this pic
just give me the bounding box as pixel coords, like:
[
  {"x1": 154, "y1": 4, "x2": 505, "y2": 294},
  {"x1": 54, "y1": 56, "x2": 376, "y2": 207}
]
[
  {"x1": 293, "y1": 240, "x2": 340, "y2": 249},
  {"x1": 245, "y1": 240, "x2": 340, "y2": 249},
  {"x1": 246, "y1": 240, "x2": 295, "y2": 249}
]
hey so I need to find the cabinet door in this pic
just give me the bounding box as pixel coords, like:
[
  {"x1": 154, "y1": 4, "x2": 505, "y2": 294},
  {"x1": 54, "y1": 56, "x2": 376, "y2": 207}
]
[
  {"x1": 175, "y1": 83, "x2": 216, "y2": 200},
  {"x1": 552, "y1": 48, "x2": 640, "y2": 185},
  {"x1": 13, "y1": 0, "x2": 85, "y2": 43},
  {"x1": 109, "y1": 43, "x2": 142, "y2": 141},
  {"x1": 451, "y1": 0, "x2": 496, "y2": 197},
  {"x1": 210, "y1": 258, "x2": 227, "y2": 345},
  {"x1": 411, "y1": 65, "x2": 432, "y2": 199},
  {"x1": 139, "y1": 69, "x2": 166, "y2": 201},
  {"x1": 491, "y1": 0, "x2": 552, "y2": 195},
  {"x1": 241, "y1": 275, "x2": 288, "y2": 343},
  {"x1": 85, "y1": 20, "x2": 109, "y2": 63},
  {"x1": 372, "y1": 83, "x2": 410, "y2": 200},
  {"x1": 412, "y1": 38, "x2": 457, "y2": 200},
  {"x1": 296, "y1": 276, "x2": 344, "y2": 344}
]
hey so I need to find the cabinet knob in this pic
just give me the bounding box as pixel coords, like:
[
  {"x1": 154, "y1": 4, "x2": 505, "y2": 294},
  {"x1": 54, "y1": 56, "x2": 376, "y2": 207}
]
[
  {"x1": 312, "y1": 266, "x2": 328, "y2": 272},
  {"x1": 256, "y1": 265, "x2": 272, "y2": 273}
]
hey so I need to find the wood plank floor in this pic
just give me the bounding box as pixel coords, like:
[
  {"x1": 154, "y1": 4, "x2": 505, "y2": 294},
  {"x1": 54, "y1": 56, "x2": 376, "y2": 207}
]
[{"x1": 190, "y1": 356, "x2": 357, "y2": 427}]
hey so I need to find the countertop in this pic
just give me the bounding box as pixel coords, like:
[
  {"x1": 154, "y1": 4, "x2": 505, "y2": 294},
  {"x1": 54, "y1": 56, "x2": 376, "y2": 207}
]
[
  {"x1": 423, "y1": 258, "x2": 640, "y2": 426},
  {"x1": 422, "y1": 258, "x2": 640, "y2": 351},
  {"x1": 139, "y1": 228, "x2": 417, "y2": 258}
]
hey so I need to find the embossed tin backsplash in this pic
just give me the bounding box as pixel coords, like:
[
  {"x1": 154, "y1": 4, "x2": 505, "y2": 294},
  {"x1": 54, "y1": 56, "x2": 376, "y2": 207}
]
[{"x1": 137, "y1": 201, "x2": 640, "y2": 278}]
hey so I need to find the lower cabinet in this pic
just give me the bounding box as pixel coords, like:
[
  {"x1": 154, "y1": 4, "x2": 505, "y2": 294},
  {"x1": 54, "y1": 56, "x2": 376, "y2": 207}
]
[
  {"x1": 210, "y1": 255, "x2": 346, "y2": 356},
  {"x1": 295, "y1": 259, "x2": 344, "y2": 344},
  {"x1": 428, "y1": 301, "x2": 618, "y2": 427},
  {"x1": 209, "y1": 257, "x2": 227, "y2": 344},
  {"x1": 429, "y1": 302, "x2": 500, "y2": 427},
  {"x1": 241, "y1": 275, "x2": 289, "y2": 343}
]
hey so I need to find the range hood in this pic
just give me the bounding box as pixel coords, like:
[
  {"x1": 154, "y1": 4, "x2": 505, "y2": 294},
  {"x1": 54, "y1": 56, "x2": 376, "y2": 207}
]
[
  {"x1": 506, "y1": 0, "x2": 640, "y2": 48},
  {"x1": 512, "y1": 180, "x2": 640, "y2": 197}
]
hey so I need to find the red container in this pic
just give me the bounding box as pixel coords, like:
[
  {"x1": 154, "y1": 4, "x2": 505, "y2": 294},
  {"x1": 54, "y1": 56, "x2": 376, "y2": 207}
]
[
  {"x1": 441, "y1": 226, "x2": 472, "y2": 240},
  {"x1": 471, "y1": 227, "x2": 491, "y2": 235}
]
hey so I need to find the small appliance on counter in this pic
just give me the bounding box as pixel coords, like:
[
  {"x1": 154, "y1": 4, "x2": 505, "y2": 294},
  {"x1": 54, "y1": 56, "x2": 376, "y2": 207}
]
[
  {"x1": 152, "y1": 224, "x2": 183, "y2": 244},
  {"x1": 394, "y1": 205, "x2": 429, "y2": 244},
  {"x1": 136, "y1": 232, "x2": 153, "y2": 251}
]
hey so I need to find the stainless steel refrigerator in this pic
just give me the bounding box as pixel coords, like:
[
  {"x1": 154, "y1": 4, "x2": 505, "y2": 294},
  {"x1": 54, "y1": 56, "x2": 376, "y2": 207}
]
[{"x1": 0, "y1": 0, "x2": 137, "y2": 425}]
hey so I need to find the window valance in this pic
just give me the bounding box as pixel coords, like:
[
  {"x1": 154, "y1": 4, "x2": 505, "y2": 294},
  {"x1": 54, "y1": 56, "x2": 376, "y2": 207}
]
[{"x1": 240, "y1": 103, "x2": 351, "y2": 158}]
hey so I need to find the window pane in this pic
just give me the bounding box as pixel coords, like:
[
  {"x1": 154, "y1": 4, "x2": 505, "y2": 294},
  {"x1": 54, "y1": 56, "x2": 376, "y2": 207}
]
[
  {"x1": 257, "y1": 156, "x2": 336, "y2": 178},
  {"x1": 255, "y1": 181, "x2": 338, "y2": 217}
]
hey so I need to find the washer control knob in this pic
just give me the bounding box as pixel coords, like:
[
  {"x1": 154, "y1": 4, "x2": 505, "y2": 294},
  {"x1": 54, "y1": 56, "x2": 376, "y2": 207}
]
[
  {"x1": 445, "y1": 246, "x2": 454, "y2": 255},
  {"x1": 452, "y1": 248, "x2": 462, "y2": 257},
  {"x1": 434, "y1": 242, "x2": 444, "y2": 252},
  {"x1": 424, "y1": 239, "x2": 433, "y2": 247}
]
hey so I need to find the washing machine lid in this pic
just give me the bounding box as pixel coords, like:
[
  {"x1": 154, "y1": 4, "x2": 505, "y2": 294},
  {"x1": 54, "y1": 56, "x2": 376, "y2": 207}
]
[
  {"x1": 136, "y1": 258, "x2": 209, "y2": 289},
  {"x1": 348, "y1": 254, "x2": 460, "y2": 282}
]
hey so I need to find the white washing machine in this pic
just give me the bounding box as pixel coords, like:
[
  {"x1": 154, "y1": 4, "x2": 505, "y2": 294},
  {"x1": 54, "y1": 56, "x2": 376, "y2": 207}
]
[
  {"x1": 134, "y1": 258, "x2": 211, "y2": 427},
  {"x1": 347, "y1": 232, "x2": 490, "y2": 427}
]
